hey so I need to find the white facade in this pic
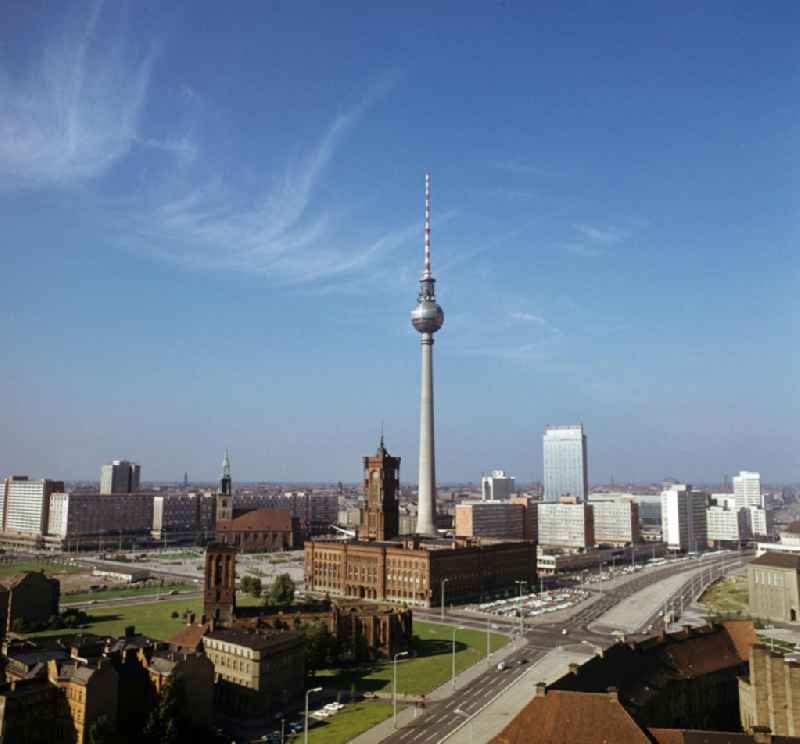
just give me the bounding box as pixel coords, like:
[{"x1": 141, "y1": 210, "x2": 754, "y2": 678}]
[
  {"x1": 1, "y1": 477, "x2": 64, "y2": 535},
  {"x1": 711, "y1": 493, "x2": 738, "y2": 510},
  {"x1": 100, "y1": 460, "x2": 141, "y2": 495},
  {"x1": 661, "y1": 485, "x2": 708, "y2": 552},
  {"x1": 706, "y1": 504, "x2": 748, "y2": 544},
  {"x1": 537, "y1": 501, "x2": 594, "y2": 549},
  {"x1": 591, "y1": 499, "x2": 640, "y2": 545},
  {"x1": 481, "y1": 471, "x2": 515, "y2": 501},
  {"x1": 747, "y1": 506, "x2": 772, "y2": 538},
  {"x1": 543, "y1": 425, "x2": 588, "y2": 503},
  {"x1": 733, "y1": 471, "x2": 761, "y2": 509}
]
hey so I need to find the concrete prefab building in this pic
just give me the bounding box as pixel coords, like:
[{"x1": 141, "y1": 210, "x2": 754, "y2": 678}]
[
  {"x1": 706, "y1": 504, "x2": 749, "y2": 545},
  {"x1": 0, "y1": 477, "x2": 65, "y2": 535},
  {"x1": 590, "y1": 499, "x2": 640, "y2": 546},
  {"x1": 537, "y1": 498, "x2": 594, "y2": 550},
  {"x1": 455, "y1": 501, "x2": 525, "y2": 540},
  {"x1": 660, "y1": 485, "x2": 707, "y2": 552},
  {"x1": 100, "y1": 460, "x2": 140, "y2": 495},
  {"x1": 733, "y1": 471, "x2": 762, "y2": 509},
  {"x1": 543, "y1": 425, "x2": 588, "y2": 503}
]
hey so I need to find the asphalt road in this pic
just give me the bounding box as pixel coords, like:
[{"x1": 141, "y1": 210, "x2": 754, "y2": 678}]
[{"x1": 384, "y1": 552, "x2": 747, "y2": 744}]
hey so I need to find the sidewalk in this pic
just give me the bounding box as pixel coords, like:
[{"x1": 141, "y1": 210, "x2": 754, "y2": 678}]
[{"x1": 348, "y1": 629, "x2": 522, "y2": 744}]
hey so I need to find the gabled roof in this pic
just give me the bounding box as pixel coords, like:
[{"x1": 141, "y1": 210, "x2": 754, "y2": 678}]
[
  {"x1": 491, "y1": 690, "x2": 654, "y2": 744},
  {"x1": 217, "y1": 507, "x2": 293, "y2": 532},
  {"x1": 167, "y1": 624, "x2": 208, "y2": 652},
  {"x1": 749, "y1": 552, "x2": 800, "y2": 570}
]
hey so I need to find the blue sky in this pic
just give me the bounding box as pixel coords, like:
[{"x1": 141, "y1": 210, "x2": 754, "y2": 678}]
[{"x1": 1, "y1": 1, "x2": 798, "y2": 484}]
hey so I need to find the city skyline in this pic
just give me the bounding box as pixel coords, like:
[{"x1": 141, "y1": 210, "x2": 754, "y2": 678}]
[{"x1": 1, "y1": 2, "x2": 798, "y2": 483}]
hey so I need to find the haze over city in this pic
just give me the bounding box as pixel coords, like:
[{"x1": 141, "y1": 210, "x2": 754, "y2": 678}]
[{"x1": 2, "y1": 1, "x2": 797, "y2": 484}]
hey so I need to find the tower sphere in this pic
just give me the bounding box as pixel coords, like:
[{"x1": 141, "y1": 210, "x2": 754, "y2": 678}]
[{"x1": 411, "y1": 299, "x2": 444, "y2": 334}]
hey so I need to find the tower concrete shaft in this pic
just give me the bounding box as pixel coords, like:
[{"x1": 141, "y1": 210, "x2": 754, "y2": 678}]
[
  {"x1": 411, "y1": 174, "x2": 444, "y2": 537},
  {"x1": 416, "y1": 333, "x2": 437, "y2": 535}
]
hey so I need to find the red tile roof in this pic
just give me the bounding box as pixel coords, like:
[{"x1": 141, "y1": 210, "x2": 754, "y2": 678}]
[
  {"x1": 217, "y1": 507, "x2": 293, "y2": 532},
  {"x1": 167, "y1": 624, "x2": 208, "y2": 652},
  {"x1": 490, "y1": 690, "x2": 654, "y2": 744}
]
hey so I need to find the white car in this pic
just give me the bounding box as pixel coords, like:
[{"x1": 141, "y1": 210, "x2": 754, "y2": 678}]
[{"x1": 496, "y1": 661, "x2": 507, "y2": 671}]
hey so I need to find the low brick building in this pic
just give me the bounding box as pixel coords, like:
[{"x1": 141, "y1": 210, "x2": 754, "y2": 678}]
[
  {"x1": 216, "y1": 508, "x2": 302, "y2": 552},
  {"x1": 550, "y1": 621, "x2": 756, "y2": 732},
  {"x1": 747, "y1": 552, "x2": 800, "y2": 624}
]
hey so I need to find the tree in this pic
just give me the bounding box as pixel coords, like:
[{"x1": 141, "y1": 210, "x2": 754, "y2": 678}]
[
  {"x1": 143, "y1": 676, "x2": 187, "y2": 744},
  {"x1": 265, "y1": 573, "x2": 295, "y2": 606},
  {"x1": 240, "y1": 575, "x2": 253, "y2": 594},
  {"x1": 88, "y1": 715, "x2": 111, "y2": 744},
  {"x1": 250, "y1": 577, "x2": 262, "y2": 598},
  {"x1": 303, "y1": 620, "x2": 336, "y2": 677}
]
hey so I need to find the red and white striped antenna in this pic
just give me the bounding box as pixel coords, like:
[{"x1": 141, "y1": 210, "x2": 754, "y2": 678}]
[{"x1": 423, "y1": 172, "x2": 431, "y2": 277}]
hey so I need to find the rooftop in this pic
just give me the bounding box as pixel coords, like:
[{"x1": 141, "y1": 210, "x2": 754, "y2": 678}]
[
  {"x1": 204, "y1": 627, "x2": 303, "y2": 652},
  {"x1": 217, "y1": 507, "x2": 293, "y2": 532},
  {"x1": 749, "y1": 552, "x2": 800, "y2": 570}
]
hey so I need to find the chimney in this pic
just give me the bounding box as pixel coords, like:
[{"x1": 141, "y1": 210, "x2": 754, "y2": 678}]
[
  {"x1": 607, "y1": 687, "x2": 619, "y2": 702},
  {"x1": 535, "y1": 682, "x2": 546, "y2": 698}
]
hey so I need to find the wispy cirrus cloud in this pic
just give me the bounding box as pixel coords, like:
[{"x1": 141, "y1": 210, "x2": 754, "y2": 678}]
[
  {"x1": 128, "y1": 72, "x2": 407, "y2": 285},
  {"x1": 0, "y1": 1, "x2": 165, "y2": 189},
  {"x1": 509, "y1": 311, "x2": 546, "y2": 324},
  {"x1": 490, "y1": 159, "x2": 547, "y2": 177},
  {"x1": 573, "y1": 223, "x2": 632, "y2": 245}
]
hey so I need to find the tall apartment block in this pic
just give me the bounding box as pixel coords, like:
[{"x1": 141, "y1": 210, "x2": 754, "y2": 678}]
[
  {"x1": 0, "y1": 476, "x2": 64, "y2": 534},
  {"x1": 543, "y1": 425, "x2": 588, "y2": 503},
  {"x1": 661, "y1": 484, "x2": 708, "y2": 552},
  {"x1": 100, "y1": 460, "x2": 140, "y2": 494},
  {"x1": 481, "y1": 471, "x2": 515, "y2": 501},
  {"x1": 733, "y1": 471, "x2": 762, "y2": 509}
]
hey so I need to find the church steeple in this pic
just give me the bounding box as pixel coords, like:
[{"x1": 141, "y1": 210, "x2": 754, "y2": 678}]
[
  {"x1": 216, "y1": 449, "x2": 233, "y2": 522},
  {"x1": 358, "y1": 437, "x2": 401, "y2": 541}
]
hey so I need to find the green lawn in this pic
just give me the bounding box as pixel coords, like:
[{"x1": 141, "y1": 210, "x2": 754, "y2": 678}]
[
  {"x1": 289, "y1": 703, "x2": 395, "y2": 744},
  {"x1": 63, "y1": 581, "x2": 193, "y2": 604},
  {"x1": 316, "y1": 620, "x2": 508, "y2": 697},
  {"x1": 0, "y1": 560, "x2": 83, "y2": 579},
  {"x1": 31, "y1": 592, "x2": 265, "y2": 641}
]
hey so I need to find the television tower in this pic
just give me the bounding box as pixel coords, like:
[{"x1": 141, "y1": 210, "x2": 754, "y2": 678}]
[{"x1": 411, "y1": 173, "x2": 444, "y2": 535}]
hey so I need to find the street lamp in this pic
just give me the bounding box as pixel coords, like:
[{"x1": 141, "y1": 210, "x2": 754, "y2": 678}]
[
  {"x1": 486, "y1": 618, "x2": 498, "y2": 664},
  {"x1": 441, "y1": 578, "x2": 450, "y2": 620},
  {"x1": 304, "y1": 686, "x2": 322, "y2": 744},
  {"x1": 454, "y1": 707, "x2": 474, "y2": 744},
  {"x1": 393, "y1": 651, "x2": 408, "y2": 727},
  {"x1": 452, "y1": 625, "x2": 465, "y2": 689},
  {"x1": 514, "y1": 580, "x2": 527, "y2": 643}
]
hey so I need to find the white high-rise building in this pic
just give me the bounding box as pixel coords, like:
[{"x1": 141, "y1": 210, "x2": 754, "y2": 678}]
[
  {"x1": 747, "y1": 506, "x2": 772, "y2": 538},
  {"x1": 661, "y1": 484, "x2": 708, "y2": 552},
  {"x1": 537, "y1": 498, "x2": 594, "y2": 549},
  {"x1": 733, "y1": 471, "x2": 761, "y2": 509},
  {"x1": 706, "y1": 504, "x2": 748, "y2": 545},
  {"x1": 481, "y1": 470, "x2": 515, "y2": 501},
  {"x1": 100, "y1": 460, "x2": 141, "y2": 495},
  {"x1": 543, "y1": 425, "x2": 588, "y2": 503},
  {"x1": 0, "y1": 476, "x2": 65, "y2": 535}
]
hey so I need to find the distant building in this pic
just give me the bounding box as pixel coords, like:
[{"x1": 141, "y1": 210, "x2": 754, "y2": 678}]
[
  {"x1": 747, "y1": 552, "x2": 800, "y2": 624},
  {"x1": 706, "y1": 504, "x2": 749, "y2": 546},
  {"x1": 481, "y1": 471, "x2": 515, "y2": 501},
  {"x1": 152, "y1": 491, "x2": 216, "y2": 538},
  {"x1": 46, "y1": 492, "x2": 155, "y2": 546},
  {"x1": 590, "y1": 499, "x2": 640, "y2": 546},
  {"x1": 590, "y1": 491, "x2": 661, "y2": 526},
  {"x1": 0, "y1": 477, "x2": 65, "y2": 536},
  {"x1": 543, "y1": 425, "x2": 588, "y2": 503},
  {"x1": 100, "y1": 460, "x2": 140, "y2": 495},
  {"x1": 509, "y1": 495, "x2": 539, "y2": 541},
  {"x1": 747, "y1": 506, "x2": 772, "y2": 538},
  {"x1": 455, "y1": 501, "x2": 525, "y2": 540},
  {"x1": 734, "y1": 471, "x2": 762, "y2": 509},
  {"x1": 537, "y1": 498, "x2": 594, "y2": 550},
  {"x1": 660, "y1": 485, "x2": 707, "y2": 552},
  {"x1": 204, "y1": 628, "x2": 305, "y2": 717}
]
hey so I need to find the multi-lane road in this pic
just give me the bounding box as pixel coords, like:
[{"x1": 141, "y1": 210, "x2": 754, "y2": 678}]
[{"x1": 384, "y1": 552, "x2": 748, "y2": 744}]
